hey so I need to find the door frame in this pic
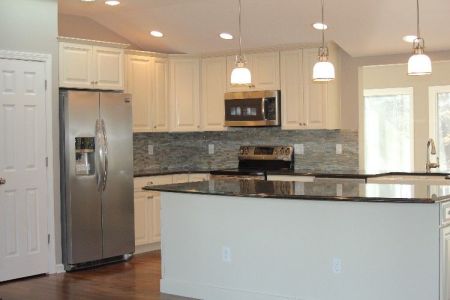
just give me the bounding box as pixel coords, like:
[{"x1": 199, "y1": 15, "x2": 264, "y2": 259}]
[{"x1": 0, "y1": 50, "x2": 57, "y2": 274}]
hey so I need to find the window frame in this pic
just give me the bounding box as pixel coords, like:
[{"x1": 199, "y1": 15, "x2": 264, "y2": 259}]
[{"x1": 361, "y1": 87, "x2": 415, "y2": 172}]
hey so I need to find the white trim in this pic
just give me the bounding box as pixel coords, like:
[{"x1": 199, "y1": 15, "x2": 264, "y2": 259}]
[
  {"x1": 55, "y1": 264, "x2": 66, "y2": 274},
  {"x1": 428, "y1": 85, "x2": 450, "y2": 141},
  {"x1": 57, "y1": 36, "x2": 129, "y2": 49},
  {"x1": 360, "y1": 86, "x2": 415, "y2": 172},
  {"x1": 135, "y1": 242, "x2": 161, "y2": 254},
  {"x1": 0, "y1": 49, "x2": 57, "y2": 274}
]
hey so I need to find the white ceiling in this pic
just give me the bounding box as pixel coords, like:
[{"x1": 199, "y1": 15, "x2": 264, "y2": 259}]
[{"x1": 59, "y1": 0, "x2": 450, "y2": 57}]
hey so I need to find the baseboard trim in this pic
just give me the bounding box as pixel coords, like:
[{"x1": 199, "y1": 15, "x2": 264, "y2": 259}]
[
  {"x1": 135, "y1": 242, "x2": 161, "y2": 254},
  {"x1": 55, "y1": 264, "x2": 65, "y2": 274},
  {"x1": 161, "y1": 278, "x2": 299, "y2": 300}
]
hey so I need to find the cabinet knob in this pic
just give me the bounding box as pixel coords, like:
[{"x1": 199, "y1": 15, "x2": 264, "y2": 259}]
[
  {"x1": 147, "y1": 181, "x2": 153, "y2": 185},
  {"x1": 153, "y1": 126, "x2": 157, "y2": 129}
]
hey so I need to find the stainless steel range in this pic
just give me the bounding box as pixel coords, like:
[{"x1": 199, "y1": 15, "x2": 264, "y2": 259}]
[{"x1": 210, "y1": 145, "x2": 294, "y2": 180}]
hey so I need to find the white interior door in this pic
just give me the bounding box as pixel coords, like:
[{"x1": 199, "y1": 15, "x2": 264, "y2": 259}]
[{"x1": 0, "y1": 58, "x2": 49, "y2": 281}]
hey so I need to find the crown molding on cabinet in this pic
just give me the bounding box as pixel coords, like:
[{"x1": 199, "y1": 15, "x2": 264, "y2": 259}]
[{"x1": 57, "y1": 36, "x2": 130, "y2": 49}]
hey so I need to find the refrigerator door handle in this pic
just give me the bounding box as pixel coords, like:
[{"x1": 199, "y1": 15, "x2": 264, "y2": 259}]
[
  {"x1": 95, "y1": 119, "x2": 104, "y2": 191},
  {"x1": 101, "y1": 119, "x2": 109, "y2": 191}
]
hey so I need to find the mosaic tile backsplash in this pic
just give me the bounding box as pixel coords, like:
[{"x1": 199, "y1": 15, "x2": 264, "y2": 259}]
[{"x1": 133, "y1": 128, "x2": 359, "y2": 175}]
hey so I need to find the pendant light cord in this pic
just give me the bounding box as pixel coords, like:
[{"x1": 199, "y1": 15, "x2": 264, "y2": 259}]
[
  {"x1": 238, "y1": 0, "x2": 243, "y2": 59},
  {"x1": 321, "y1": 0, "x2": 325, "y2": 48},
  {"x1": 416, "y1": 0, "x2": 420, "y2": 38}
]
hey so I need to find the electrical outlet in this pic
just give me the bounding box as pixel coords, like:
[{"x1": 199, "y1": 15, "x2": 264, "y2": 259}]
[
  {"x1": 336, "y1": 184, "x2": 343, "y2": 197},
  {"x1": 222, "y1": 246, "x2": 232, "y2": 263},
  {"x1": 332, "y1": 257, "x2": 342, "y2": 274},
  {"x1": 336, "y1": 144, "x2": 343, "y2": 155},
  {"x1": 147, "y1": 145, "x2": 154, "y2": 155},
  {"x1": 294, "y1": 144, "x2": 304, "y2": 155},
  {"x1": 208, "y1": 144, "x2": 215, "y2": 155}
]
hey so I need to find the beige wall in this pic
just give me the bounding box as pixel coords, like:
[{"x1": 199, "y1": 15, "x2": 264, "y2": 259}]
[
  {"x1": 0, "y1": 0, "x2": 61, "y2": 263},
  {"x1": 59, "y1": 14, "x2": 141, "y2": 49},
  {"x1": 360, "y1": 60, "x2": 450, "y2": 171},
  {"x1": 340, "y1": 49, "x2": 450, "y2": 130}
]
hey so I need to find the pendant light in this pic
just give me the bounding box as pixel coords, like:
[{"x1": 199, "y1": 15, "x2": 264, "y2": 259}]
[
  {"x1": 312, "y1": 0, "x2": 335, "y2": 82},
  {"x1": 408, "y1": 0, "x2": 431, "y2": 75},
  {"x1": 230, "y1": 0, "x2": 252, "y2": 85}
]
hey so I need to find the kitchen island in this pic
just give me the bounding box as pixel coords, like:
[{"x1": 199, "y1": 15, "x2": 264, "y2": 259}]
[{"x1": 145, "y1": 179, "x2": 450, "y2": 300}]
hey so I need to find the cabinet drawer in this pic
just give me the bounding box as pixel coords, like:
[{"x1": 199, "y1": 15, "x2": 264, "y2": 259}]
[
  {"x1": 188, "y1": 173, "x2": 210, "y2": 182},
  {"x1": 442, "y1": 202, "x2": 450, "y2": 225},
  {"x1": 134, "y1": 175, "x2": 173, "y2": 191},
  {"x1": 267, "y1": 175, "x2": 315, "y2": 182},
  {"x1": 172, "y1": 174, "x2": 189, "y2": 183}
]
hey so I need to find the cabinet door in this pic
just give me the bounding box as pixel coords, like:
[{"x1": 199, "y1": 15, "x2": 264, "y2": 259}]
[
  {"x1": 441, "y1": 225, "x2": 450, "y2": 300},
  {"x1": 134, "y1": 192, "x2": 151, "y2": 246},
  {"x1": 151, "y1": 196, "x2": 161, "y2": 242},
  {"x1": 153, "y1": 57, "x2": 170, "y2": 132},
  {"x1": 126, "y1": 55, "x2": 153, "y2": 132},
  {"x1": 302, "y1": 48, "x2": 327, "y2": 129},
  {"x1": 93, "y1": 46, "x2": 124, "y2": 91},
  {"x1": 170, "y1": 58, "x2": 200, "y2": 131},
  {"x1": 59, "y1": 42, "x2": 93, "y2": 89},
  {"x1": 226, "y1": 55, "x2": 254, "y2": 92},
  {"x1": 280, "y1": 50, "x2": 306, "y2": 130},
  {"x1": 252, "y1": 51, "x2": 280, "y2": 90},
  {"x1": 201, "y1": 57, "x2": 226, "y2": 131}
]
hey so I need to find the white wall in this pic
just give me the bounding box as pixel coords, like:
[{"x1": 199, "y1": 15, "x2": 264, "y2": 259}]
[
  {"x1": 0, "y1": 0, "x2": 61, "y2": 263},
  {"x1": 59, "y1": 14, "x2": 141, "y2": 49}
]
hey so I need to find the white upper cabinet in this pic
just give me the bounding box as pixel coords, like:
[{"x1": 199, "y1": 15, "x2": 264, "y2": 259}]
[
  {"x1": 280, "y1": 45, "x2": 341, "y2": 130},
  {"x1": 59, "y1": 43, "x2": 93, "y2": 89},
  {"x1": 280, "y1": 49, "x2": 306, "y2": 130},
  {"x1": 59, "y1": 41, "x2": 125, "y2": 90},
  {"x1": 201, "y1": 57, "x2": 227, "y2": 131},
  {"x1": 169, "y1": 57, "x2": 201, "y2": 132},
  {"x1": 226, "y1": 51, "x2": 280, "y2": 92},
  {"x1": 92, "y1": 46, "x2": 124, "y2": 90},
  {"x1": 126, "y1": 54, "x2": 153, "y2": 132},
  {"x1": 152, "y1": 57, "x2": 170, "y2": 132}
]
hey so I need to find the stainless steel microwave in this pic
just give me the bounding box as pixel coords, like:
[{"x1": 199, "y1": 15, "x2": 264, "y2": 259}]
[{"x1": 224, "y1": 90, "x2": 281, "y2": 127}]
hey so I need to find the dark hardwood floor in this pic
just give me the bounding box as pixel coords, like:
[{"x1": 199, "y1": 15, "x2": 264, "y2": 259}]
[{"x1": 0, "y1": 251, "x2": 194, "y2": 300}]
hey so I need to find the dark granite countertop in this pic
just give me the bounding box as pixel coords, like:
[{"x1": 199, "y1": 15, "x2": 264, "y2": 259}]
[
  {"x1": 134, "y1": 169, "x2": 215, "y2": 177},
  {"x1": 135, "y1": 169, "x2": 450, "y2": 179},
  {"x1": 144, "y1": 179, "x2": 450, "y2": 203}
]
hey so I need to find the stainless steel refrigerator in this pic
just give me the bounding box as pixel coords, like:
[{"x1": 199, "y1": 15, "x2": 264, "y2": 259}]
[{"x1": 60, "y1": 90, "x2": 134, "y2": 271}]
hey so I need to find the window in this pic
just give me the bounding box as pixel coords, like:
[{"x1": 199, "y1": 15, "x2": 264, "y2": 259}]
[
  {"x1": 363, "y1": 88, "x2": 414, "y2": 172},
  {"x1": 429, "y1": 86, "x2": 450, "y2": 171}
]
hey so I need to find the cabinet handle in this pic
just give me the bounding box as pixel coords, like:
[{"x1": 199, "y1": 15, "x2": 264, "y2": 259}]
[
  {"x1": 153, "y1": 126, "x2": 157, "y2": 129},
  {"x1": 147, "y1": 196, "x2": 154, "y2": 200},
  {"x1": 147, "y1": 181, "x2": 153, "y2": 185}
]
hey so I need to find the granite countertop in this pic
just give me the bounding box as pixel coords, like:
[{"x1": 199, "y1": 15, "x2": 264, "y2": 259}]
[
  {"x1": 135, "y1": 169, "x2": 450, "y2": 179},
  {"x1": 144, "y1": 179, "x2": 450, "y2": 203}
]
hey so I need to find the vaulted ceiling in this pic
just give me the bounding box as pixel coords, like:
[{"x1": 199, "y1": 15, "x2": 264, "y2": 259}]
[{"x1": 59, "y1": 0, "x2": 450, "y2": 57}]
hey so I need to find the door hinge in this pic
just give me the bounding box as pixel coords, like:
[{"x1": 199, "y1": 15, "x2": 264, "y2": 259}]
[
  {"x1": 48, "y1": 234, "x2": 50, "y2": 245},
  {"x1": 45, "y1": 157, "x2": 48, "y2": 167},
  {"x1": 44, "y1": 80, "x2": 47, "y2": 91}
]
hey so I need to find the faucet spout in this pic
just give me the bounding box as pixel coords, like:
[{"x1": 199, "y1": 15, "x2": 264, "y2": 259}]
[{"x1": 426, "y1": 138, "x2": 440, "y2": 173}]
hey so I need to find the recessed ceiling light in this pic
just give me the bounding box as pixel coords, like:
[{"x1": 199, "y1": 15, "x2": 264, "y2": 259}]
[
  {"x1": 81, "y1": 0, "x2": 96, "y2": 2},
  {"x1": 105, "y1": 0, "x2": 120, "y2": 6},
  {"x1": 150, "y1": 31, "x2": 164, "y2": 38},
  {"x1": 312, "y1": 22, "x2": 328, "y2": 30},
  {"x1": 403, "y1": 35, "x2": 418, "y2": 43},
  {"x1": 219, "y1": 33, "x2": 234, "y2": 40}
]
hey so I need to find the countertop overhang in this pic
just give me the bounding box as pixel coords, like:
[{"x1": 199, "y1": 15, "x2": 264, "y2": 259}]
[{"x1": 143, "y1": 179, "x2": 450, "y2": 204}]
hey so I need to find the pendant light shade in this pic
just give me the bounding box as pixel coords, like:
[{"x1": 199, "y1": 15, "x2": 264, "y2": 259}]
[
  {"x1": 230, "y1": 0, "x2": 252, "y2": 85},
  {"x1": 408, "y1": 0, "x2": 431, "y2": 76},
  {"x1": 231, "y1": 61, "x2": 252, "y2": 85},
  {"x1": 312, "y1": 0, "x2": 335, "y2": 82},
  {"x1": 313, "y1": 48, "x2": 335, "y2": 81}
]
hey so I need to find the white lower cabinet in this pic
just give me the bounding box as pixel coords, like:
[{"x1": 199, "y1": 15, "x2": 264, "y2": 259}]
[
  {"x1": 133, "y1": 173, "x2": 209, "y2": 252},
  {"x1": 441, "y1": 225, "x2": 450, "y2": 300},
  {"x1": 266, "y1": 175, "x2": 315, "y2": 182}
]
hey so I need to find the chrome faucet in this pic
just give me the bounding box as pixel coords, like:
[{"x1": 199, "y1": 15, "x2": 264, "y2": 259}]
[{"x1": 426, "y1": 138, "x2": 440, "y2": 173}]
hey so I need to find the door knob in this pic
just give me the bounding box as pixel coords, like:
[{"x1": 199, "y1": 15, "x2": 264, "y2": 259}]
[{"x1": 0, "y1": 177, "x2": 6, "y2": 185}]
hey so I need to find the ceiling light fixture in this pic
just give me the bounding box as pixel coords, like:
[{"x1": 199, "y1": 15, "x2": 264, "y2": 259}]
[
  {"x1": 312, "y1": 22, "x2": 328, "y2": 31},
  {"x1": 81, "y1": 0, "x2": 96, "y2": 2},
  {"x1": 105, "y1": 0, "x2": 120, "y2": 6},
  {"x1": 150, "y1": 31, "x2": 164, "y2": 38},
  {"x1": 219, "y1": 33, "x2": 234, "y2": 40},
  {"x1": 312, "y1": 0, "x2": 335, "y2": 82},
  {"x1": 408, "y1": 0, "x2": 431, "y2": 76},
  {"x1": 230, "y1": 0, "x2": 252, "y2": 85},
  {"x1": 403, "y1": 35, "x2": 418, "y2": 43}
]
